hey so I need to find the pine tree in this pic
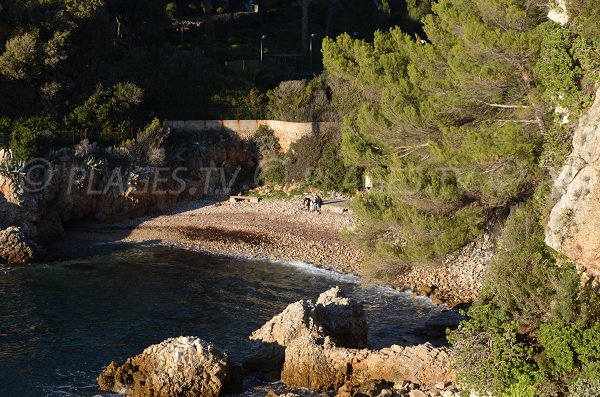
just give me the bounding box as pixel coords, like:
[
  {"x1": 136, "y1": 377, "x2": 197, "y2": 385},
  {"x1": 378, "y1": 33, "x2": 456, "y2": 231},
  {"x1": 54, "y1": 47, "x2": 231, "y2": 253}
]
[{"x1": 322, "y1": 0, "x2": 552, "y2": 275}]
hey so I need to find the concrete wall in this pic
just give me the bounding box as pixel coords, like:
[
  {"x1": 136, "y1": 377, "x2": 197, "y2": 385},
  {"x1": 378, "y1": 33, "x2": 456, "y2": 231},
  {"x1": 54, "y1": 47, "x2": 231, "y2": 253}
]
[{"x1": 166, "y1": 120, "x2": 335, "y2": 151}]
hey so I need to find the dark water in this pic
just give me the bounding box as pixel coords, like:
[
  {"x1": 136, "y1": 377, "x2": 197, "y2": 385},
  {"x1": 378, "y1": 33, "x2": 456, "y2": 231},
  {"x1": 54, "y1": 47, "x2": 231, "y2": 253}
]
[{"x1": 0, "y1": 245, "x2": 460, "y2": 397}]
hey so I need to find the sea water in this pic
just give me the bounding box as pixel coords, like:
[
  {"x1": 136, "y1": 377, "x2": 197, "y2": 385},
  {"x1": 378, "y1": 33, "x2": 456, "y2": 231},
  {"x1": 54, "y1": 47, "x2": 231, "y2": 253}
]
[{"x1": 0, "y1": 245, "x2": 461, "y2": 397}]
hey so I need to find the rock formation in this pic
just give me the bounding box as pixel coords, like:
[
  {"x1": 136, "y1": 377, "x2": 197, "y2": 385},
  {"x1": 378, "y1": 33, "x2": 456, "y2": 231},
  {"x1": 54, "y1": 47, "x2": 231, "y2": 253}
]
[
  {"x1": 547, "y1": 0, "x2": 569, "y2": 26},
  {"x1": 0, "y1": 129, "x2": 258, "y2": 265},
  {"x1": 546, "y1": 89, "x2": 600, "y2": 282},
  {"x1": 244, "y1": 286, "x2": 367, "y2": 379},
  {"x1": 97, "y1": 336, "x2": 242, "y2": 397},
  {"x1": 247, "y1": 287, "x2": 455, "y2": 395},
  {"x1": 0, "y1": 226, "x2": 38, "y2": 264},
  {"x1": 281, "y1": 335, "x2": 454, "y2": 392}
]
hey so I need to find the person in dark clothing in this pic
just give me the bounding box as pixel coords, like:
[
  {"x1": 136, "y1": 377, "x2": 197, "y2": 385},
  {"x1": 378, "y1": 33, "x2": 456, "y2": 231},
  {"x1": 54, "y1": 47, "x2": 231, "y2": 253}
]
[
  {"x1": 314, "y1": 194, "x2": 323, "y2": 213},
  {"x1": 303, "y1": 196, "x2": 312, "y2": 210}
]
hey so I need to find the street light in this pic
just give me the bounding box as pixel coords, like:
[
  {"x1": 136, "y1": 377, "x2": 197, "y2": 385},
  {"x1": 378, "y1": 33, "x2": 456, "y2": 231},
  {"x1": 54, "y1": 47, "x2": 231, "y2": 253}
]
[
  {"x1": 260, "y1": 35, "x2": 267, "y2": 64},
  {"x1": 309, "y1": 33, "x2": 317, "y2": 74},
  {"x1": 353, "y1": 32, "x2": 359, "y2": 39}
]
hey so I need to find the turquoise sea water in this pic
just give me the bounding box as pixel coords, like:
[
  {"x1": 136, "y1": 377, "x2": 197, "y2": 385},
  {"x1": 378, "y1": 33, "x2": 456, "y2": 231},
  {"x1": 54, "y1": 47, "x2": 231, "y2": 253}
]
[{"x1": 0, "y1": 245, "x2": 460, "y2": 397}]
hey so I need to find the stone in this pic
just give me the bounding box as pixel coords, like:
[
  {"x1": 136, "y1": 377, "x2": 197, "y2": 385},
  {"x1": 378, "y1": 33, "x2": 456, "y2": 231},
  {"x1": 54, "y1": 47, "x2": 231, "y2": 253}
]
[
  {"x1": 0, "y1": 226, "x2": 38, "y2": 265},
  {"x1": 281, "y1": 334, "x2": 455, "y2": 392},
  {"x1": 417, "y1": 284, "x2": 432, "y2": 296},
  {"x1": 409, "y1": 391, "x2": 428, "y2": 397},
  {"x1": 245, "y1": 287, "x2": 367, "y2": 379},
  {"x1": 546, "y1": 88, "x2": 600, "y2": 283},
  {"x1": 353, "y1": 379, "x2": 393, "y2": 397},
  {"x1": 316, "y1": 286, "x2": 368, "y2": 348},
  {"x1": 98, "y1": 336, "x2": 241, "y2": 397},
  {"x1": 547, "y1": 0, "x2": 569, "y2": 25}
]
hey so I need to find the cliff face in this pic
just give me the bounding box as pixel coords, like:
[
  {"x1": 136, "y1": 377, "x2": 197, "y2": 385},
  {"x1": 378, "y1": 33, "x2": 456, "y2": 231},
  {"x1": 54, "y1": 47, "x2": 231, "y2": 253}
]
[
  {"x1": 0, "y1": 131, "x2": 258, "y2": 264},
  {"x1": 546, "y1": 89, "x2": 600, "y2": 282}
]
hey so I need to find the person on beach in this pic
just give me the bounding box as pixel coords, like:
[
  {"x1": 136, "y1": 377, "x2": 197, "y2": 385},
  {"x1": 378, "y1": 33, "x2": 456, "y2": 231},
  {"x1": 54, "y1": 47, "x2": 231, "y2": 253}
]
[
  {"x1": 314, "y1": 194, "x2": 323, "y2": 213},
  {"x1": 303, "y1": 196, "x2": 312, "y2": 210}
]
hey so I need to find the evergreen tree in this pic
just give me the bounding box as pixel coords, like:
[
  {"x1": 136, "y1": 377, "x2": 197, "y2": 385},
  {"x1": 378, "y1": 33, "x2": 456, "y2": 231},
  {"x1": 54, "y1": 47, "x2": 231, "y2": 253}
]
[{"x1": 323, "y1": 0, "x2": 552, "y2": 275}]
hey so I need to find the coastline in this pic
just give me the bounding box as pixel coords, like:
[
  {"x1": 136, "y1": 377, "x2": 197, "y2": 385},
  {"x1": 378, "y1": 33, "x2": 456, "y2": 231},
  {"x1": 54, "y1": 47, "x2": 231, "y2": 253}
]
[{"x1": 55, "y1": 198, "x2": 489, "y2": 306}]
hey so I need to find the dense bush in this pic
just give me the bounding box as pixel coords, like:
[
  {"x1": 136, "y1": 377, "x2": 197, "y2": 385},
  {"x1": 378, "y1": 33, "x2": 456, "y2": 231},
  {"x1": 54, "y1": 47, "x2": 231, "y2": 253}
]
[
  {"x1": 285, "y1": 128, "x2": 362, "y2": 193},
  {"x1": 253, "y1": 125, "x2": 280, "y2": 153},
  {"x1": 449, "y1": 196, "x2": 600, "y2": 396},
  {"x1": 122, "y1": 118, "x2": 169, "y2": 166},
  {"x1": 9, "y1": 117, "x2": 59, "y2": 160},
  {"x1": 266, "y1": 77, "x2": 333, "y2": 121},
  {"x1": 65, "y1": 83, "x2": 144, "y2": 144},
  {"x1": 258, "y1": 153, "x2": 288, "y2": 186}
]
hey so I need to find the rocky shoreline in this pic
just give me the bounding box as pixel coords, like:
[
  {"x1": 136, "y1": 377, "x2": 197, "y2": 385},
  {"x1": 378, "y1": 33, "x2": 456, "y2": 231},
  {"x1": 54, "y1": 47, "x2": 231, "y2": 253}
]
[
  {"x1": 98, "y1": 287, "x2": 461, "y2": 397},
  {"x1": 54, "y1": 197, "x2": 491, "y2": 306}
]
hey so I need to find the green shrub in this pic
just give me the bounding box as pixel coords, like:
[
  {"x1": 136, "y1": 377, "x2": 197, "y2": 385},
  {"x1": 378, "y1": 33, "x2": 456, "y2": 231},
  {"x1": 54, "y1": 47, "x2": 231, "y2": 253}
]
[
  {"x1": 538, "y1": 321, "x2": 600, "y2": 381},
  {"x1": 258, "y1": 153, "x2": 287, "y2": 185},
  {"x1": 569, "y1": 379, "x2": 600, "y2": 397},
  {"x1": 450, "y1": 192, "x2": 600, "y2": 396},
  {"x1": 287, "y1": 133, "x2": 324, "y2": 183},
  {"x1": 9, "y1": 116, "x2": 58, "y2": 160},
  {"x1": 448, "y1": 303, "x2": 538, "y2": 396},
  {"x1": 502, "y1": 375, "x2": 539, "y2": 397},
  {"x1": 0, "y1": 117, "x2": 11, "y2": 148},
  {"x1": 479, "y1": 198, "x2": 585, "y2": 324},
  {"x1": 253, "y1": 125, "x2": 280, "y2": 153},
  {"x1": 353, "y1": 195, "x2": 484, "y2": 278},
  {"x1": 286, "y1": 128, "x2": 363, "y2": 193},
  {"x1": 65, "y1": 82, "x2": 143, "y2": 144}
]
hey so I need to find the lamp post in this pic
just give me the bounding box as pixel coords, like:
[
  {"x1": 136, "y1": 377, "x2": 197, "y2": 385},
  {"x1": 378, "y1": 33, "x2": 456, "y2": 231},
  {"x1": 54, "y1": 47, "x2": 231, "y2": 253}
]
[
  {"x1": 309, "y1": 33, "x2": 317, "y2": 74},
  {"x1": 260, "y1": 35, "x2": 267, "y2": 64},
  {"x1": 353, "y1": 31, "x2": 359, "y2": 39}
]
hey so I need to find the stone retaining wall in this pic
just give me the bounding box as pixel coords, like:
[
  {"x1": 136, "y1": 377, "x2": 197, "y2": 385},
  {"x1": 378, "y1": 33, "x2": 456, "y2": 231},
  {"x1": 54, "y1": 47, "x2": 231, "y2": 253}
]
[{"x1": 166, "y1": 120, "x2": 335, "y2": 151}]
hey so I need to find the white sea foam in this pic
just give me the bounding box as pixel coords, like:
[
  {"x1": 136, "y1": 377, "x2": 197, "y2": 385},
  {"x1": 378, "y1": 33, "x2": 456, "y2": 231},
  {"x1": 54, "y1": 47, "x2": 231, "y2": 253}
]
[{"x1": 272, "y1": 258, "x2": 361, "y2": 284}]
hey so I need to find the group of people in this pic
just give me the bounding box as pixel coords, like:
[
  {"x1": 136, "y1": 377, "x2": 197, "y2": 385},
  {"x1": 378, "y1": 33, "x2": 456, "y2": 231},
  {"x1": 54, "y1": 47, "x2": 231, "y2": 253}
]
[{"x1": 303, "y1": 194, "x2": 323, "y2": 213}]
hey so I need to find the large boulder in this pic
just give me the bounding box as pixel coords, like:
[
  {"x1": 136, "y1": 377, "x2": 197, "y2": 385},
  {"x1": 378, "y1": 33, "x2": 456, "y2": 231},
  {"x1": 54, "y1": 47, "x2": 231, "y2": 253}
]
[
  {"x1": 281, "y1": 334, "x2": 455, "y2": 392},
  {"x1": 245, "y1": 287, "x2": 367, "y2": 379},
  {"x1": 98, "y1": 336, "x2": 242, "y2": 397},
  {"x1": 546, "y1": 89, "x2": 600, "y2": 283},
  {"x1": 0, "y1": 227, "x2": 38, "y2": 265}
]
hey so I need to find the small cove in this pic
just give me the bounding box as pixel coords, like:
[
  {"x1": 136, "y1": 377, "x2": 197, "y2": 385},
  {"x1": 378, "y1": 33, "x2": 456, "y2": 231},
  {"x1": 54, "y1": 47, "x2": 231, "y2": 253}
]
[{"x1": 0, "y1": 244, "x2": 461, "y2": 397}]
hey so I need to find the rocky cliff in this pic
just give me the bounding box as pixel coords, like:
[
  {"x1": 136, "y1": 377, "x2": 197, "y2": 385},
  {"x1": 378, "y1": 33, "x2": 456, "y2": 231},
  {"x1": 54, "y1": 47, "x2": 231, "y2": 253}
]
[
  {"x1": 0, "y1": 130, "x2": 257, "y2": 265},
  {"x1": 546, "y1": 89, "x2": 600, "y2": 283}
]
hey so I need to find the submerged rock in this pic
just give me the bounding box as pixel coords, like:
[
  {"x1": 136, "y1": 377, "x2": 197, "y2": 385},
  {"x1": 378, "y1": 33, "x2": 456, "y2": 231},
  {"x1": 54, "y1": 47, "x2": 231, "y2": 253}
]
[
  {"x1": 98, "y1": 336, "x2": 242, "y2": 397},
  {"x1": 245, "y1": 287, "x2": 367, "y2": 379}
]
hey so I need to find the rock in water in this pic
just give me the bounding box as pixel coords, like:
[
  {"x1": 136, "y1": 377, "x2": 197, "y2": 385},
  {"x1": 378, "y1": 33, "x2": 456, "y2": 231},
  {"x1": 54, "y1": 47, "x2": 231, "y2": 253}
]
[
  {"x1": 546, "y1": 88, "x2": 600, "y2": 283},
  {"x1": 98, "y1": 336, "x2": 242, "y2": 397},
  {"x1": 244, "y1": 287, "x2": 367, "y2": 379},
  {"x1": 0, "y1": 227, "x2": 38, "y2": 265},
  {"x1": 316, "y1": 286, "x2": 368, "y2": 348},
  {"x1": 281, "y1": 335, "x2": 455, "y2": 391}
]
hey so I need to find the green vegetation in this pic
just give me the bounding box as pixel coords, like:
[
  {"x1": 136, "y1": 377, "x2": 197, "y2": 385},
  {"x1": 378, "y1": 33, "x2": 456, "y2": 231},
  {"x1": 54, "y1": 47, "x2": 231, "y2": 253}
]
[
  {"x1": 449, "y1": 198, "x2": 600, "y2": 396},
  {"x1": 2, "y1": 1, "x2": 600, "y2": 394},
  {"x1": 317, "y1": 0, "x2": 599, "y2": 272}
]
